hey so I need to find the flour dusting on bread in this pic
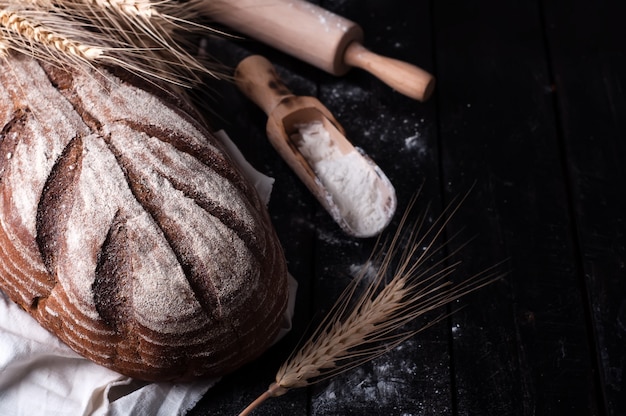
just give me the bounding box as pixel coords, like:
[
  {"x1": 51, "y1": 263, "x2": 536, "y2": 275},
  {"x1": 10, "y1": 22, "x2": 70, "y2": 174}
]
[{"x1": 0, "y1": 54, "x2": 289, "y2": 381}]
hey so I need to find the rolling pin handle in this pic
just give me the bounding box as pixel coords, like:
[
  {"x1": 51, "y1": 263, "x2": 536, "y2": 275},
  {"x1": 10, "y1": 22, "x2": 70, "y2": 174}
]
[{"x1": 343, "y1": 42, "x2": 435, "y2": 102}]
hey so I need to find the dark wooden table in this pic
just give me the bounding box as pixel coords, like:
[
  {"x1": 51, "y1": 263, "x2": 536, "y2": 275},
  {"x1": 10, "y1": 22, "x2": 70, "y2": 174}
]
[{"x1": 189, "y1": 0, "x2": 626, "y2": 414}]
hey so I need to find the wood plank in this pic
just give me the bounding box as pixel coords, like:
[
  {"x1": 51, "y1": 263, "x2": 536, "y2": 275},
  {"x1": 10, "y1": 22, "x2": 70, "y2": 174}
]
[
  {"x1": 195, "y1": 0, "x2": 453, "y2": 414},
  {"x1": 433, "y1": 0, "x2": 601, "y2": 414},
  {"x1": 542, "y1": 1, "x2": 626, "y2": 414},
  {"x1": 188, "y1": 0, "x2": 624, "y2": 414},
  {"x1": 308, "y1": 0, "x2": 452, "y2": 415}
]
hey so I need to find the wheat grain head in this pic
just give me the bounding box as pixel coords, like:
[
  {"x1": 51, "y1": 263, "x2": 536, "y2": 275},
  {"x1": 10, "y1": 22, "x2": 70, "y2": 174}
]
[
  {"x1": 0, "y1": 1, "x2": 225, "y2": 87},
  {"x1": 87, "y1": 0, "x2": 155, "y2": 18},
  {"x1": 239, "y1": 190, "x2": 505, "y2": 415},
  {"x1": 0, "y1": 9, "x2": 104, "y2": 60}
]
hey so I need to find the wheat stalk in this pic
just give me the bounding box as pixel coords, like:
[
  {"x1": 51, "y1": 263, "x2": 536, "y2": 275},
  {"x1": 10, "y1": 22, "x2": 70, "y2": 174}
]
[
  {"x1": 0, "y1": 1, "x2": 225, "y2": 87},
  {"x1": 66, "y1": 0, "x2": 228, "y2": 82},
  {"x1": 21, "y1": 0, "x2": 152, "y2": 16},
  {"x1": 239, "y1": 191, "x2": 504, "y2": 415}
]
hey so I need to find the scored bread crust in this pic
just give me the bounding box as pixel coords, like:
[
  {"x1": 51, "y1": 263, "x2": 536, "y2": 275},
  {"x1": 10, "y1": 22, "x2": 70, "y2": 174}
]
[{"x1": 0, "y1": 54, "x2": 289, "y2": 381}]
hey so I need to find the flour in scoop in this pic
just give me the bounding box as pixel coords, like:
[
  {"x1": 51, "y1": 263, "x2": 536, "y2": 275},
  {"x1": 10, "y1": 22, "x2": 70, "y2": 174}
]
[{"x1": 291, "y1": 121, "x2": 392, "y2": 237}]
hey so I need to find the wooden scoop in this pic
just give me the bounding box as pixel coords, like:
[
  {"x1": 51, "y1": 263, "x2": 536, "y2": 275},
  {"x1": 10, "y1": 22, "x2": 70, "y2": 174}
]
[
  {"x1": 202, "y1": 0, "x2": 435, "y2": 101},
  {"x1": 235, "y1": 55, "x2": 397, "y2": 238}
]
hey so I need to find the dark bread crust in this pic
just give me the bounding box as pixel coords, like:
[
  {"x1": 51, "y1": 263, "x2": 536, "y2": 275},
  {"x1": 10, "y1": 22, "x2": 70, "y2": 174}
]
[{"x1": 0, "y1": 54, "x2": 289, "y2": 381}]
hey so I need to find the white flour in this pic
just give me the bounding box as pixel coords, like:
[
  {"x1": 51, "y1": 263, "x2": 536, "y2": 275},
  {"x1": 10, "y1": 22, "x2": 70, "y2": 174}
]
[{"x1": 291, "y1": 121, "x2": 391, "y2": 237}]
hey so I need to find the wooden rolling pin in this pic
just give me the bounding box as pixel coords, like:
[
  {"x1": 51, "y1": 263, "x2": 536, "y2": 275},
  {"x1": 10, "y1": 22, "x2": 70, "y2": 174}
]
[{"x1": 200, "y1": 0, "x2": 435, "y2": 101}]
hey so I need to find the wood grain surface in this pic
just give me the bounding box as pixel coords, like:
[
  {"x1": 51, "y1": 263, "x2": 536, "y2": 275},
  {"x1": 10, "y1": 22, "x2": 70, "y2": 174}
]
[{"x1": 189, "y1": 0, "x2": 626, "y2": 414}]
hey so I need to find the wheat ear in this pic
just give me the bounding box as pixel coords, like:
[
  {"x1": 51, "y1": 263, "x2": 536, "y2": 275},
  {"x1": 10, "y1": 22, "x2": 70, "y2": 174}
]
[
  {"x1": 87, "y1": 0, "x2": 155, "y2": 18},
  {"x1": 240, "y1": 192, "x2": 504, "y2": 415},
  {"x1": 0, "y1": 10, "x2": 104, "y2": 60},
  {"x1": 1, "y1": 1, "x2": 226, "y2": 87}
]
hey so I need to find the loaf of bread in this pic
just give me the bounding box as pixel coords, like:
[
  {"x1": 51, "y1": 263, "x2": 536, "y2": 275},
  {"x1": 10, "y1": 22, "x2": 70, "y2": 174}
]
[{"x1": 0, "y1": 54, "x2": 289, "y2": 381}]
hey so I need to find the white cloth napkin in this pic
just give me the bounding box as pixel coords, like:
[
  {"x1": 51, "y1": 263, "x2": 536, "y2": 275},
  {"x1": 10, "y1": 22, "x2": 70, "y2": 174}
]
[
  {"x1": 0, "y1": 290, "x2": 217, "y2": 416},
  {"x1": 0, "y1": 131, "x2": 296, "y2": 416}
]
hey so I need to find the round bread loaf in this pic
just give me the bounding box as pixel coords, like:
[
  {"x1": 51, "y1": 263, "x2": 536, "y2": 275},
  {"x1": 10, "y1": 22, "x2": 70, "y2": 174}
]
[{"x1": 0, "y1": 54, "x2": 289, "y2": 381}]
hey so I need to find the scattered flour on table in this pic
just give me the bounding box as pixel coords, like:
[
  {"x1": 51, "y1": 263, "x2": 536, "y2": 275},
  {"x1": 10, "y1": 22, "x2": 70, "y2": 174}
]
[
  {"x1": 348, "y1": 261, "x2": 380, "y2": 283},
  {"x1": 325, "y1": 85, "x2": 431, "y2": 160},
  {"x1": 404, "y1": 131, "x2": 428, "y2": 156},
  {"x1": 291, "y1": 121, "x2": 390, "y2": 237},
  {"x1": 312, "y1": 339, "x2": 450, "y2": 414},
  {"x1": 317, "y1": 228, "x2": 360, "y2": 246}
]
